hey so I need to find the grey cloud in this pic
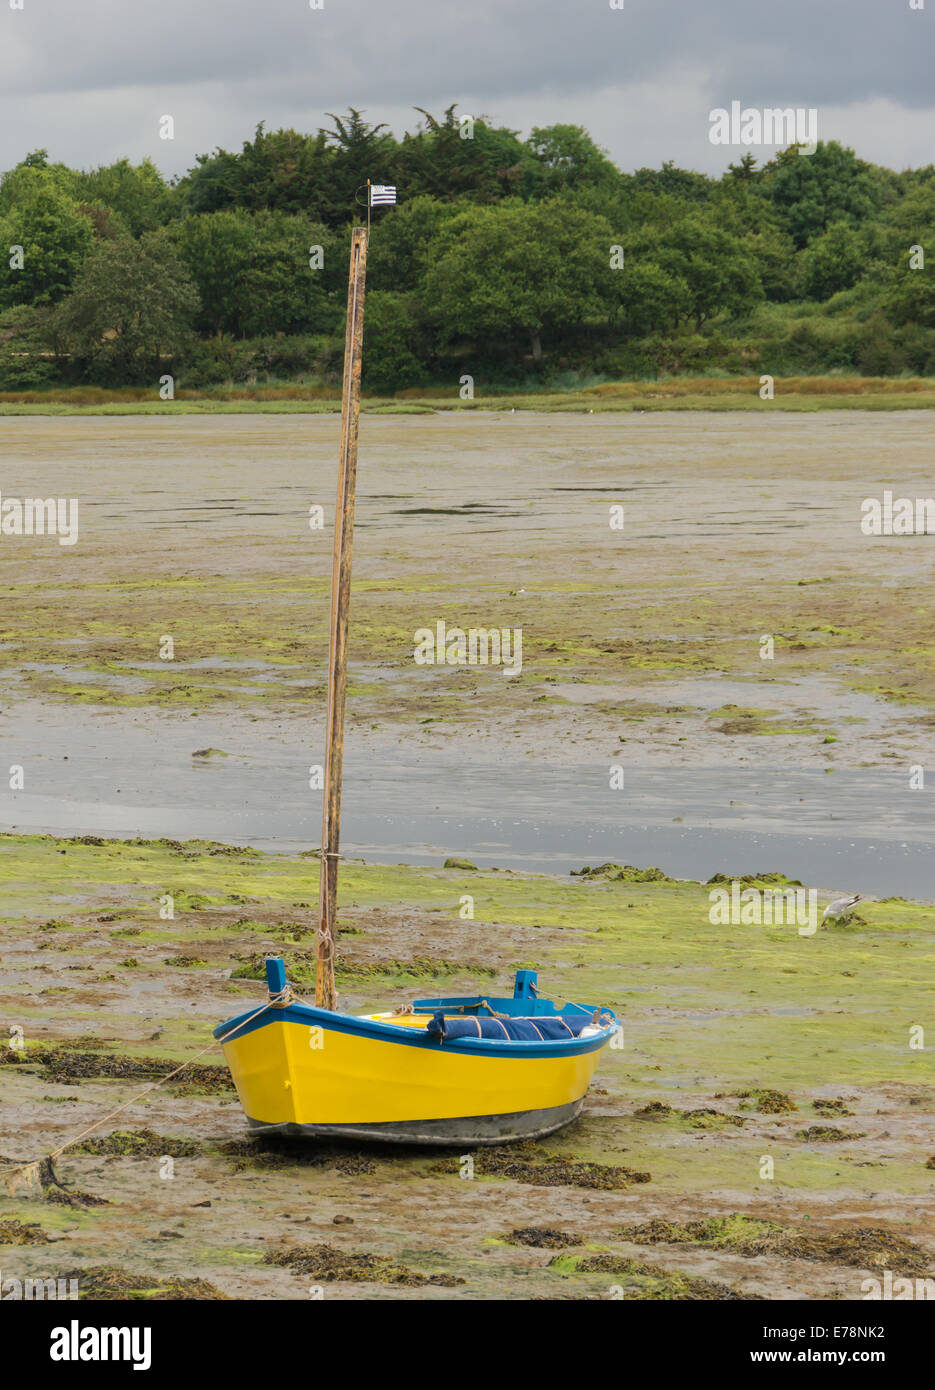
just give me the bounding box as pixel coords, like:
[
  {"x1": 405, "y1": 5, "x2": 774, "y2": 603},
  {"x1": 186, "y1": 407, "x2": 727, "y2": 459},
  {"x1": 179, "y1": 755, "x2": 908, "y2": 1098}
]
[{"x1": 0, "y1": 0, "x2": 932, "y2": 175}]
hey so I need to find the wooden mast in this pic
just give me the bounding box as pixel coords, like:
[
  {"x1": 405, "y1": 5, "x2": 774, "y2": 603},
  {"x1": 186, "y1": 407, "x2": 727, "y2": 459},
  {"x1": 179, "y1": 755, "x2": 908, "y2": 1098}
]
[{"x1": 316, "y1": 224, "x2": 368, "y2": 1009}]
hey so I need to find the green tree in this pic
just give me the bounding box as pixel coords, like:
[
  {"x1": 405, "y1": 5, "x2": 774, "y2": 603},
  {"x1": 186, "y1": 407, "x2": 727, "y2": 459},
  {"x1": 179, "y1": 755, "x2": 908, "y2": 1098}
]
[
  {"x1": 885, "y1": 262, "x2": 935, "y2": 328},
  {"x1": 396, "y1": 106, "x2": 525, "y2": 203},
  {"x1": 800, "y1": 221, "x2": 864, "y2": 300},
  {"x1": 242, "y1": 211, "x2": 340, "y2": 336},
  {"x1": 521, "y1": 125, "x2": 620, "y2": 199},
  {"x1": 871, "y1": 180, "x2": 935, "y2": 265},
  {"x1": 762, "y1": 142, "x2": 897, "y2": 248},
  {"x1": 323, "y1": 109, "x2": 398, "y2": 216},
  {"x1": 361, "y1": 291, "x2": 427, "y2": 392},
  {"x1": 711, "y1": 177, "x2": 797, "y2": 301},
  {"x1": 173, "y1": 209, "x2": 255, "y2": 333},
  {"x1": 174, "y1": 209, "x2": 339, "y2": 337},
  {"x1": 72, "y1": 158, "x2": 177, "y2": 235},
  {"x1": 0, "y1": 304, "x2": 57, "y2": 389},
  {"x1": 727, "y1": 154, "x2": 760, "y2": 182},
  {"x1": 186, "y1": 124, "x2": 337, "y2": 222},
  {"x1": 0, "y1": 152, "x2": 81, "y2": 214},
  {"x1": 614, "y1": 260, "x2": 692, "y2": 334},
  {"x1": 629, "y1": 160, "x2": 714, "y2": 203},
  {"x1": 52, "y1": 230, "x2": 198, "y2": 382},
  {"x1": 648, "y1": 215, "x2": 764, "y2": 328},
  {"x1": 0, "y1": 184, "x2": 93, "y2": 308},
  {"x1": 424, "y1": 199, "x2": 613, "y2": 361},
  {"x1": 366, "y1": 195, "x2": 460, "y2": 292}
]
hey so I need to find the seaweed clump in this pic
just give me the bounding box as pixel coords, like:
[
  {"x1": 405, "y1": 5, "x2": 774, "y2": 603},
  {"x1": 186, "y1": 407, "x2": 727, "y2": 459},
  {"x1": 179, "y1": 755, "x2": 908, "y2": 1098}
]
[
  {"x1": 506, "y1": 1227, "x2": 583, "y2": 1249},
  {"x1": 634, "y1": 1101, "x2": 744, "y2": 1129},
  {"x1": 706, "y1": 872, "x2": 802, "y2": 887},
  {"x1": 617, "y1": 1214, "x2": 932, "y2": 1277},
  {"x1": 61, "y1": 1266, "x2": 230, "y2": 1299},
  {"x1": 74, "y1": 1129, "x2": 201, "y2": 1158},
  {"x1": 571, "y1": 863, "x2": 673, "y2": 882},
  {"x1": 0, "y1": 1219, "x2": 53, "y2": 1245},
  {"x1": 218, "y1": 1138, "x2": 377, "y2": 1176},
  {"x1": 796, "y1": 1125, "x2": 866, "y2": 1143},
  {"x1": 44, "y1": 1188, "x2": 111, "y2": 1209},
  {"x1": 264, "y1": 1243, "x2": 464, "y2": 1287},
  {"x1": 731, "y1": 1089, "x2": 798, "y2": 1114},
  {"x1": 813, "y1": 1098, "x2": 855, "y2": 1116},
  {"x1": 433, "y1": 1143, "x2": 650, "y2": 1190},
  {"x1": 37, "y1": 1049, "x2": 232, "y2": 1093},
  {"x1": 549, "y1": 1251, "x2": 750, "y2": 1300}
]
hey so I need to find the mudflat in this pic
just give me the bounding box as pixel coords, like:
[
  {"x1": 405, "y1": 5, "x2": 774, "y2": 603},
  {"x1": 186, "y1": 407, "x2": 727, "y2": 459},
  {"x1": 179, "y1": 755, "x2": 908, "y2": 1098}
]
[
  {"x1": 1, "y1": 412, "x2": 932, "y2": 1300},
  {"x1": 0, "y1": 410, "x2": 933, "y2": 769},
  {"x1": 1, "y1": 836, "x2": 932, "y2": 1300}
]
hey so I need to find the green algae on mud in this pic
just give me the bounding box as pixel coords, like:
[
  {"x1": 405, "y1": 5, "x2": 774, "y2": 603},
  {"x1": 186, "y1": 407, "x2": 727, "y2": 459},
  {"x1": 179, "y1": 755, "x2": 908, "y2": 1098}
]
[
  {"x1": 4, "y1": 413, "x2": 935, "y2": 768},
  {"x1": 1, "y1": 831, "x2": 934, "y2": 1300},
  {"x1": 547, "y1": 1250, "x2": 752, "y2": 1300},
  {"x1": 734, "y1": 1089, "x2": 799, "y2": 1114},
  {"x1": 2, "y1": 832, "x2": 934, "y2": 1101},
  {"x1": 617, "y1": 1215, "x2": 934, "y2": 1278},
  {"x1": 231, "y1": 950, "x2": 496, "y2": 986}
]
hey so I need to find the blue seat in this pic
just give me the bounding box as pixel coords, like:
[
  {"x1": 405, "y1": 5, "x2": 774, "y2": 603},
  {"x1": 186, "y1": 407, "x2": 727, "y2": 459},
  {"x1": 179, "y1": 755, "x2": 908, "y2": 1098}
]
[{"x1": 426, "y1": 1011, "x2": 593, "y2": 1042}]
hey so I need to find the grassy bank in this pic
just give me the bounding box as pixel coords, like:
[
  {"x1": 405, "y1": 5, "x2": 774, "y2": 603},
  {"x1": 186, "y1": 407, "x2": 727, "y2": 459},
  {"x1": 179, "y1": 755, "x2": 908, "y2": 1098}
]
[{"x1": 3, "y1": 375, "x2": 935, "y2": 415}]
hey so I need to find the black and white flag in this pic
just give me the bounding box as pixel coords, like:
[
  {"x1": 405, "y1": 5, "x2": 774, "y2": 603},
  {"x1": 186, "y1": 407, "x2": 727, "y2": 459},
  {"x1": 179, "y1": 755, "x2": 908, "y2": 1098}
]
[{"x1": 369, "y1": 184, "x2": 397, "y2": 206}]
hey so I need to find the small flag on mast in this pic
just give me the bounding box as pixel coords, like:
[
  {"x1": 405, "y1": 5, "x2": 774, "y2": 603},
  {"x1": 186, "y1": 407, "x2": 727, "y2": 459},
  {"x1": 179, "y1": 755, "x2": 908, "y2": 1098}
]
[{"x1": 369, "y1": 184, "x2": 397, "y2": 206}]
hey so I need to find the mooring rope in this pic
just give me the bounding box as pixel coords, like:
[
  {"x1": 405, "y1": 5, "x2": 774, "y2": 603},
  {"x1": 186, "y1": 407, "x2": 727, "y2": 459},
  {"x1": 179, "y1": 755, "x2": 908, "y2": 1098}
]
[
  {"x1": 437, "y1": 998, "x2": 512, "y2": 1019},
  {"x1": 316, "y1": 921, "x2": 334, "y2": 960},
  {"x1": 1, "y1": 985, "x2": 295, "y2": 1197}
]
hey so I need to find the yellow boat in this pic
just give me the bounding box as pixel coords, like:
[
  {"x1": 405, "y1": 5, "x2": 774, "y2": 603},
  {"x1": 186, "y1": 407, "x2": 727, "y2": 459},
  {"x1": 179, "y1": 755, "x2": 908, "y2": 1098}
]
[
  {"x1": 216, "y1": 959, "x2": 617, "y2": 1144},
  {"x1": 215, "y1": 223, "x2": 617, "y2": 1144}
]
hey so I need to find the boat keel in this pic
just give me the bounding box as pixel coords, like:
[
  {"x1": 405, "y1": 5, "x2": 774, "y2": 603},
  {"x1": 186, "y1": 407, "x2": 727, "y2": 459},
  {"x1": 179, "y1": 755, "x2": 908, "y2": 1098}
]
[{"x1": 245, "y1": 1097, "x2": 585, "y2": 1146}]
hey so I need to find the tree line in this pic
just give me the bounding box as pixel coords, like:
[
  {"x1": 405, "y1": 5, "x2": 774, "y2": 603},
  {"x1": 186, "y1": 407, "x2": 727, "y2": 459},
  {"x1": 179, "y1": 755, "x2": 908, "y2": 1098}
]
[{"x1": 0, "y1": 108, "x2": 933, "y2": 391}]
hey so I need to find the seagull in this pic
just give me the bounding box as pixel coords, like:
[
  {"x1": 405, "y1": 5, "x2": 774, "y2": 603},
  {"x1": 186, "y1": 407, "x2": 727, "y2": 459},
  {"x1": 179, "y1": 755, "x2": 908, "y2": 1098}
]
[{"x1": 822, "y1": 894, "x2": 862, "y2": 923}]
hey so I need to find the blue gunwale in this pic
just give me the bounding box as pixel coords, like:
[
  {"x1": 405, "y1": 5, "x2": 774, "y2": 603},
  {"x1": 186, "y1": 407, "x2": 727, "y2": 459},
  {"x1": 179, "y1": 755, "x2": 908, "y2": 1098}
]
[{"x1": 214, "y1": 996, "x2": 617, "y2": 1059}]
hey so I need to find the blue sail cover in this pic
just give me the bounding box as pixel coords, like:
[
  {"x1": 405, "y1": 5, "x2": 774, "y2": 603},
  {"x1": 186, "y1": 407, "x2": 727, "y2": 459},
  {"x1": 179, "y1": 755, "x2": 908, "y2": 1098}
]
[{"x1": 427, "y1": 1011, "x2": 594, "y2": 1042}]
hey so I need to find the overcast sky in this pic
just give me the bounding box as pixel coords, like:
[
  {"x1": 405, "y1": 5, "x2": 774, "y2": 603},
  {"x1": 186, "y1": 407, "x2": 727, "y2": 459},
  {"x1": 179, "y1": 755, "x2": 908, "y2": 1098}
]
[{"x1": 1, "y1": 0, "x2": 933, "y2": 179}]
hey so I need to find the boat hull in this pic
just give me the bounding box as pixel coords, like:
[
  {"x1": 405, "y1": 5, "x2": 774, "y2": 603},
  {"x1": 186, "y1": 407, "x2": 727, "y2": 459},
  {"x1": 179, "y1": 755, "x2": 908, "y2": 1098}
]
[
  {"x1": 216, "y1": 990, "x2": 615, "y2": 1146},
  {"x1": 245, "y1": 1098, "x2": 586, "y2": 1146}
]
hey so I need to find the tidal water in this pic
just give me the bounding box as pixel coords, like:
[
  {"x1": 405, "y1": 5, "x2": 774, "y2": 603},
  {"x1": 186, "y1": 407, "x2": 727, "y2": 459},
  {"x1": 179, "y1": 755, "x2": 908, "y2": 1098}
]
[{"x1": 2, "y1": 718, "x2": 931, "y2": 899}]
